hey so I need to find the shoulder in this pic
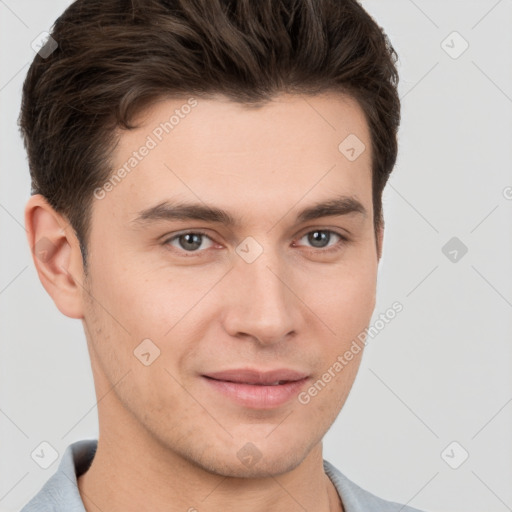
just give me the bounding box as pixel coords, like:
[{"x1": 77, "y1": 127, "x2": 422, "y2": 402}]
[
  {"x1": 323, "y1": 459, "x2": 427, "y2": 512},
  {"x1": 20, "y1": 439, "x2": 97, "y2": 512}
]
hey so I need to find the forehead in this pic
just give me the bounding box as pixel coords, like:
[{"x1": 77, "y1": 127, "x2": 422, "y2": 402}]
[{"x1": 94, "y1": 92, "x2": 373, "y2": 229}]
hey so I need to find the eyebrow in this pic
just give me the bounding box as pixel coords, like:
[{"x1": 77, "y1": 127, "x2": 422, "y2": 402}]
[{"x1": 131, "y1": 195, "x2": 367, "y2": 228}]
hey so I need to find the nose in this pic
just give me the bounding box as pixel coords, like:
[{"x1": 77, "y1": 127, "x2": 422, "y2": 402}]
[{"x1": 221, "y1": 247, "x2": 300, "y2": 346}]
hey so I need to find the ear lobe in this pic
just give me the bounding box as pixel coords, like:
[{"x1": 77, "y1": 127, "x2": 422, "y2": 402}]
[{"x1": 25, "y1": 194, "x2": 85, "y2": 319}]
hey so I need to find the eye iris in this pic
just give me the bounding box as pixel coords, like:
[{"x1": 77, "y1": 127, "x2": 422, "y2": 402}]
[
  {"x1": 308, "y1": 230, "x2": 330, "y2": 248},
  {"x1": 179, "y1": 233, "x2": 203, "y2": 251}
]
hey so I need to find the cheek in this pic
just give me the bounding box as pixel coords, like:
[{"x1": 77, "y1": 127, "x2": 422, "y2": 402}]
[
  {"x1": 86, "y1": 252, "x2": 184, "y2": 338},
  {"x1": 299, "y1": 258, "x2": 377, "y2": 334},
  {"x1": 82, "y1": 269, "x2": 193, "y2": 413},
  {"x1": 84, "y1": 258, "x2": 223, "y2": 384}
]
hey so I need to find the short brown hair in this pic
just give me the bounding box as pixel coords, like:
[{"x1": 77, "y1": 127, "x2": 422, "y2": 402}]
[{"x1": 19, "y1": 0, "x2": 400, "y2": 267}]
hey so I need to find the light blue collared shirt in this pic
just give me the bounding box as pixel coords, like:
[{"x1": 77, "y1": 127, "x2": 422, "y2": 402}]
[{"x1": 21, "y1": 439, "x2": 425, "y2": 512}]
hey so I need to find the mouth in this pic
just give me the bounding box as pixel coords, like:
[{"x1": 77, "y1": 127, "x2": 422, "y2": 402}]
[{"x1": 201, "y1": 368, "x2": 310, "y2": 409}]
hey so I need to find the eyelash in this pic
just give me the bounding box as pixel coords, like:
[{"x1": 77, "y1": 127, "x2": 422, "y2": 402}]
[{"x1": 162, "y1": 229, "x2": 349, "y2": 257}]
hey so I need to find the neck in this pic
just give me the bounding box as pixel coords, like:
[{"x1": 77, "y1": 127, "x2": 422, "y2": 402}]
[{"x1": 77, "y1": 417, "x2": 343, "y2": 512}]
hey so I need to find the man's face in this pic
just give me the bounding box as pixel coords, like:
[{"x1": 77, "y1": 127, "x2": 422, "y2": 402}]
[{"x1": 82, "y1": 92, "x2": 381, "y2": 477}]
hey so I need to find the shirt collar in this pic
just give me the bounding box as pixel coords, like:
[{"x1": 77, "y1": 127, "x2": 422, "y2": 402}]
[{"x1": 23, "y1": 439, "x2": 406, "y2": 512}]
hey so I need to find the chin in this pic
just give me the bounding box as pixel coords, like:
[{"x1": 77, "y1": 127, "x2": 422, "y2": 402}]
[{"x1": 185, "y1": 437, "x2": 317, "y2": 479}]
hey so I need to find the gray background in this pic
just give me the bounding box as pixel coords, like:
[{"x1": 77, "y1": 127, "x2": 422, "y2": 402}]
[{"x1": 1, "y1": 1, "x2": 511, "y2": 511}]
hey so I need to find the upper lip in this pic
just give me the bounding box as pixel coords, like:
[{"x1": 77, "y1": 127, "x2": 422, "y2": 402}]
[{"x1": 203, "y1": 368, "x2": 309, "y2": 385}]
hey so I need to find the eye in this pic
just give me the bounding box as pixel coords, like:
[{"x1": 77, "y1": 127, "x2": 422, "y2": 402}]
[
  {"x1": 164, "y1": 231, "x2": 216, "y2": 253},
  {"x1": 294, "y1": 229, "x2": 347, "y2": 252},
  {"x1": 162, "y1": 228, "x2": 348, "y2": 257}
]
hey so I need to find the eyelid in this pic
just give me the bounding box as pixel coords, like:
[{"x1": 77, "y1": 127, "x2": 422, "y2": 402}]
[
  {"x1": 163, "y1": 228, "x2": 213, "y2": 240},
  {"x1": 295, "y1": 225, "x2": 350, "y2": 240}
]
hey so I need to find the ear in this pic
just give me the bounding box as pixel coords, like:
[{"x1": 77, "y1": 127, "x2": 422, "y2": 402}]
[{"x1": 25, "y1": 194, "x2": 86, "y2": 319}]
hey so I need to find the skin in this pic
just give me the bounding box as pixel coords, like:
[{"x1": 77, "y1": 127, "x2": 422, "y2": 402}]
[{"x1": 26, "y1": 92, "x2": 383, "y2": 512}]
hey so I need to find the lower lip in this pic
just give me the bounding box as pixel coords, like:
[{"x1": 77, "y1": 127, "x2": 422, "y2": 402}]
[{"x1": 202, "y1": 376, "x2": 309, "y2": 409}]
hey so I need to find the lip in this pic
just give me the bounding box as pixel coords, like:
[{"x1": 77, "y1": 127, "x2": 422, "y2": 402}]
[{"x1": 202, "y1": 368, "x2": 310, "y2": 409}]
